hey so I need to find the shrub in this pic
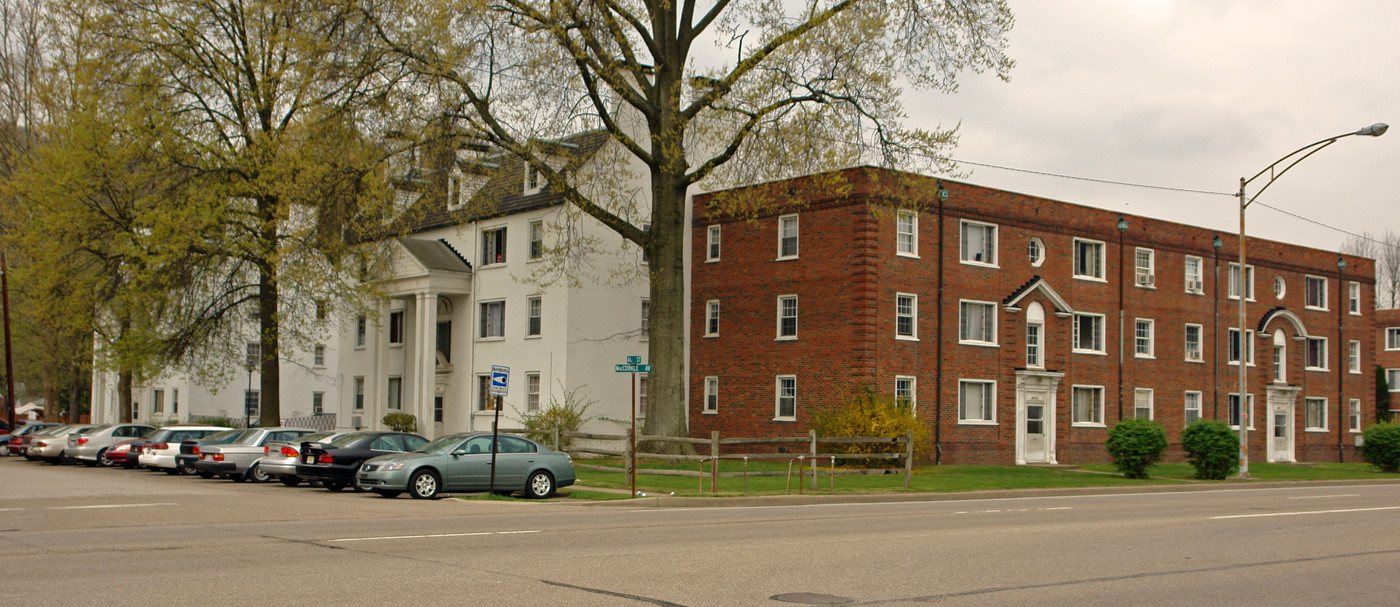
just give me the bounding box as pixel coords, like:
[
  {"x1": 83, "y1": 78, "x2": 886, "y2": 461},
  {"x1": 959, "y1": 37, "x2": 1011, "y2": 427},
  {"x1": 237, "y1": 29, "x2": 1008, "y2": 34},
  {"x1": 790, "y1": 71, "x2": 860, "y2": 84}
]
[
  {"x1": 513, "y1": 385, "x2": 596, "y2": 451},
  {"x1": 382, "y1": 412, "x2": 418, "y2": 433},
  {"x1": 1180, "y1": 420, "x2": 1239, "y2": 480},
  {"x1": 811, "y1": 388, "x2": 928, "y2": 468},
  {"x1": 1360, "y1": 423, "x2": 1400, "y2": 473},
  {"x1": 1104, "y1": 417, "x2": 1168, "y2": 479}
]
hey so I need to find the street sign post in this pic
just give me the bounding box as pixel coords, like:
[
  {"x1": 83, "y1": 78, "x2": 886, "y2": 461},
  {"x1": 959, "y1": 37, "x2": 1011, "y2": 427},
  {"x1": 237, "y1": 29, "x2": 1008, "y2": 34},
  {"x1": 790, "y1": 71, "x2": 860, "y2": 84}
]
[
  {"x1": 488, "y1": 364, "x2": 509, "y2": 492},
  {"x1": 615, "y1": 356, "x2": 648, "y2": 497}
]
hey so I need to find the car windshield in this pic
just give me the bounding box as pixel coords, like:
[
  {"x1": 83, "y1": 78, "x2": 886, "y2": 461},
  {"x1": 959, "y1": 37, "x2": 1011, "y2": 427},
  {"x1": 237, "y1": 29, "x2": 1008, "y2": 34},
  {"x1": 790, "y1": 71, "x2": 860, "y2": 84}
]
[
  {"x1": 74, "y1": 426, "x2": 99, "y2": 435},
  {"x1": 328, "y1": 433, "x2": 368, "y2": 448},
  {"x1": 230, "y1": 429, "x2": 262, "y2": 445},
  {"x1": 202, "y1": 429, "x2": 241, "y2": 442},
  {"x1": 415, "y1": 436, "x2": 465, "y2": 455}
]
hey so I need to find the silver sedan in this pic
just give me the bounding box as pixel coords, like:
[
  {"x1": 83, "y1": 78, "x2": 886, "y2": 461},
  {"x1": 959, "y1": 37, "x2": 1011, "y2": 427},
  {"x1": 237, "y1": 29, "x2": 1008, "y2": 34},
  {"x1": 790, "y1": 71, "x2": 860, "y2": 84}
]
[{"x1": 356, "y1": 432, "x2": 575, "y2": 500}]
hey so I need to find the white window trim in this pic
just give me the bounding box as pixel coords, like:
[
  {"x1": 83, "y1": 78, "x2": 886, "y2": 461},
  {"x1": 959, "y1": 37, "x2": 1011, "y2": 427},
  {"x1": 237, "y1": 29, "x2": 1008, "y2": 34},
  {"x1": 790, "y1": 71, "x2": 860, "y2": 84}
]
[
  {"x1": 1389, "y1": 369, "x2": 1400, "y2": 393},
  {"x1": 1350, "y1": 340, "x2": 1362, "y2": 374},
  {"x1": 1184, "y1": 323, "x2": 1204, "y2": 363},
  {"x1": 1227, "y1": 393, "x2": 1256, "y2": 430},
  {"x1": 1305, "y1": 336, "x2": 1329, "y2": 372},
  {"x1": 1304, "y1": 397, "x2": 1329, "y2": 432},
  {"x1": 957, "y1": 379, "x2": 996, "y2": 425},
  {"x1": 776, "y1": 294, "x2": 798, "y2": 341},
  {"x1": 896, "y1": 211, "x2": 919, "y2": 258},
  {"x1": 1350, "y1": 399, "x2": 1362, "y2": 433},
  {"x1": 525, "y1": 295, "x2": 542, "y2": 339},
  {"x1": 1227, "y1": 328, "x2": 1256, "y2": 367},
  {"x1": 527, "y1": 219, "x2": 545, "y2": 261},
  {"x1": 1134, "y1": 248, "x2": 1156, "y2": 288},
  {"x1": 1134, "y1": 388, "x2": 1154, "y2": 420},
  {"x1": 1273, "y1": 276, "x2": 1286, "y2": 300},
  {"x1": 1349, "y1": 281, "x2": 1362, "y2": 315},
  {"x1": 1387, "y1": 328, "x2": 1400, "y2": 351},
  {"x1": 1134, "y1": 318, "x2": 1155, "y2": 359},
  {"x1": 958, "y1": 299, "x2": 998, "y2": 347},
  {"x1": 355, "y1": 314, "x2": 367, "y2": 349},
  {"x1": 705, "y1": 300, "x2": 720, "y2": 338},
  {"x1": 1028, "y1": 237, "x2": 1045, "y2": 267},
  {"x1": 1304, "y1": 275, "x2": 1329, "y2": 311},
  {"x1": 1072, "y1": 312, "x2": 1106, "y2": 355},
  {"x1": 895, "y1": 375, "x2": 917, "y2": 413},
  {"x1": 703, "y1": 376, "x2": 719, "y2": 414},
  {"x1": 1227, "y1": 263, "x2": 1255, "y2": 302},
  {"x1": 706, "y1": 225, "x2": 721, "y2": 262},
  {"x1": 896, "y1": 293, "x2": 919, "y2": 341},
  {"x1": 774, "y1": 375, "x2": 797, "y2": 421},
  {"x1": 959, "y1": 219, "x2": 998, "y2": 268},
  {"x1": 1072, "y1": 238, "x2": 1107, "y2": 282},
  {"x1": 1071, "y1": 384, "x2": 1106, "y2": 428},
  {"x1": 477, "y1": 299, "x2": 506, "y2": 341},
  {"x1": 1184, "y1": 255, "x2": 1204, "y2": 294},
  {"x1": 1184, "y1": 390, "x2": 1203, "y2": 426},
  {"x1": 480, "y1": 225, "x2": 508, "y2": 267},
  {"x1": 776, "y1": 214, "x2": 799, "y2": 260}
]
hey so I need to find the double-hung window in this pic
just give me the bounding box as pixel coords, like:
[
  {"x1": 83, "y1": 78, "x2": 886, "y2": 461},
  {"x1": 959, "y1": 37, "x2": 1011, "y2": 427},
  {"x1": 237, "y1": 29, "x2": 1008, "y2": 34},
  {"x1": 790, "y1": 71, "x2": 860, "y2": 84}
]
[
  {"x1": 353, "y1": 377, "x2": 364, "y2": 410},
  {"x1": 706, "y1": 225, "x2": 721, "y2": 261},
  {"x1": 528, "y1": 220, "x2": 544, "y2": 260},
  {"x1": 1184, "y1": 391, "x2": 1202, "y2": 424},
  {"x1": 1350, "y1": 340, "x2": 1362, "y2": 374},
  {"x1": 1349, "y1": 281, "x2": 1361, "y2": 315},
  {"x1": 703, "y1": 377, "x2": 719, "y2": 414},
  {"x1": 1072, "y1": 386, "x2": 1104, "y2": 426},
  {"x1": 526, "y1": 373, "x2": 541, "y2": 412},
  {"x1": 960, "y1": 220, "x2": 996, "y2": 266},
  {"x1": 1228, "y1": 393, "x2": 1254, "y2": 429},
  {"x1": 1072, "y1": 313, "x2": 1104, "y2": 353},
  {"x1": 777, "y1": 214, "x2": 799, "y2": 259},
  {"x1": 777, "y1": 295, "x2": 798, "y2": 339},
  {"x1": 1305, "y1": 337, "x2": 1328, "y2": 371},
  {"x1": 896, "y1": 294, "x2": 917, "y2": 340},
  {"x1": 1134, "y1": 388, "x2": 1153, "y2": 419},
  {"x1": 896, "y1": 211, "x2": 918, "y2": 257},
  {"x1": 1228, "y1": 263, "x2": 1254, "y2": 300},
  {"x1": 959, "y1": 300, "x2": 996, "y2": 346},
  {"x1": 895, "y1": 376, "x2": 916, "y2": 411},
  {"x1": 1134, "y1": 318, "x2": 1154, "y2": 358},
  {"x1": 1387, "y1": 328, "x2": 1400, "y2": 351},
  {"x1": 389, "y1": 310, "x2": 404, "y2": 345},
  {"x1": 775, "y1": 375, "x2": 797, "y2": 420},
  {"x1": 1227, "y1": 329, "x2": 1254, "y2": 366},
  {"x1": 705, "y1": 300, "x2": 720, "y2": 337},
  {"x1": 1305, "y1": 275, "x2": 1327, "y2": 310},
  {"x1": 958, "y1": 380, "x2": 995, "y2": 424},
  {"x1": 1184, "y1": 256, "x2": 1203, "y2": 294},
  {"x1": 526, "y1": 296, "x2": 542, "y2": 337},
  {"x1": 1184, "y1": 324, "x2": 1203, "y2": 362},
  {"x1": 1350, "y1": 399, "x2": 1362, "y2": 432},
  {"x1": 481, "y1": 227, "x2": 507, "y2": 266},
  {"x1": 1073, "y1": 238, "x2": 1105, "y2": 280},
  {"x1": 479, "y1": 301, "x2": 505, "y2": 338},
  {"x1": 1305, "y1": 397, "x2": 1327, "y2": 431},
  {"x1": 355, "y1": 315, "x2": 367, "y2": 347},
  {"x1": 1134, "y1": 248, "x2": 1155, "y2": 287}
]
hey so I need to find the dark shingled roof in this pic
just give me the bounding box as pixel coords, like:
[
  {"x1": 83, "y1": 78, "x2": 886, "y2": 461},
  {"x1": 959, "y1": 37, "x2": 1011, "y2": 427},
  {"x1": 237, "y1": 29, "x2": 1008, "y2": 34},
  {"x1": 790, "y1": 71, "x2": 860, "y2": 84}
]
[{"x1": 397, "y1": 238, "x2": 472, "y2": 273}]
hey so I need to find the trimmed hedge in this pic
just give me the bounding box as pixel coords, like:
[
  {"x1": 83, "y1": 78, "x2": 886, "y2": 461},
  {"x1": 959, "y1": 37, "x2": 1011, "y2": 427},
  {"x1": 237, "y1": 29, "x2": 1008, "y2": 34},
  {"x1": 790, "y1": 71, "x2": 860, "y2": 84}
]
[
  {"x1": 1105, "y1": 417, "x2": 1167, "y2": 479},
  {"x1": 1180, "y1": 420, "x2": 1238, "y2": 480},
  {"x1": 1360, "y1": 423, "x2": 1400, "y2": 473}
]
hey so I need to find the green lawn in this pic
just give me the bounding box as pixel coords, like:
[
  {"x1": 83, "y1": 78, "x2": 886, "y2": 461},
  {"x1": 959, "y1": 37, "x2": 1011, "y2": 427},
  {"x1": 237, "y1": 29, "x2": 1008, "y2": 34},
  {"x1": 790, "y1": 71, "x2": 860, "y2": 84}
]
[{"x1": 557, "y1": 459, "x2": 1395, "y2": 500}]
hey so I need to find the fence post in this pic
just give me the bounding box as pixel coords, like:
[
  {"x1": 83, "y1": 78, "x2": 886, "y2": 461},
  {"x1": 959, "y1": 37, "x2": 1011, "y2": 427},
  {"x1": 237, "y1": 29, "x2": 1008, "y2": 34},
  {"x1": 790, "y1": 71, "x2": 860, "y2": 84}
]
[
  {"x1": 904, "y1": 431, "x2": 914, "y2": 489},
  {"x1": 809, "y1": 429, "x2": 818, "y2": 491},
  {"x1": 710, "y1": 431, "x2": 720, "y2": 494},
  {"x1": 552, "y1": 425, "x2": 560, "y2": 452}
]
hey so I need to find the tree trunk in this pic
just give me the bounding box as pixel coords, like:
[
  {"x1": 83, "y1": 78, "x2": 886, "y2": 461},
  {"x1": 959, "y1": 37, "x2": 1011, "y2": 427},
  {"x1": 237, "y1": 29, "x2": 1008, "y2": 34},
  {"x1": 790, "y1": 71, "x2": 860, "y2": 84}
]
[
  {"x1": 118, "y1": 369, "x2": 132, "y2": 423},
  {"x1": 257, "y1": 252, "x2": 281, "y2": 428}
]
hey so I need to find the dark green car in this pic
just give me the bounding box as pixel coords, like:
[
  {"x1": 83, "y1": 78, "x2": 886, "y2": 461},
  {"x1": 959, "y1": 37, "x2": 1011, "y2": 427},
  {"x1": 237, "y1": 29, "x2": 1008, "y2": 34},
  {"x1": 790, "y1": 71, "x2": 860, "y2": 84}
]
[{"x1": 356, "y1": 432, "x2": 576, "y2": 499}]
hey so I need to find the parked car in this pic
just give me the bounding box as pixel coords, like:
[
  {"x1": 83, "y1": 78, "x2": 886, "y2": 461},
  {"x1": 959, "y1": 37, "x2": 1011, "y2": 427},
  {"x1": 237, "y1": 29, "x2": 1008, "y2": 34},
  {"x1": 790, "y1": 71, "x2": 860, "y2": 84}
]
[
  {"x1": 19, "y1": 425, "x2": 67, "y2": 460},
  {"x1": 2, "y1": 422, "x2": 60, "y2": 456},
  {"x1": 177, "y1": 429, "x2": 255, "y2": 478},
  {"x1": 356, "y1": 432, "x2": 575, "y2": 499},
  {"x1": 138, "y1": 425, "x2": 234, "y2": 474},
  {"x1": 68, "y1": 423, "x2": 156, "y2": 466},
  {"x1": 31, "y1": 424, "x2": 96, "y2": 464},
  {"x1": 258, "y1": 430, "x2": 349, "y2": 486},
  {"x1": 103, "y1": 436, "x2": 149, "y2": 468},
  {"x1": 296, "y1": 431, "x2": 429, "y2": 492},
  {"x1": 191, "y1": 427, "x2": 316, "y2": 482}
]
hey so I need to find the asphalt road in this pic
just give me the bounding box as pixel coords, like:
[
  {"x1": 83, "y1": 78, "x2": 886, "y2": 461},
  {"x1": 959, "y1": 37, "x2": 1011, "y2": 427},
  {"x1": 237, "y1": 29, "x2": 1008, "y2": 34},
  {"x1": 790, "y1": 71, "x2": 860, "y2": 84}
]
[{"x1": 3, "y1": 456, "x2": 1400, "y2": 606}]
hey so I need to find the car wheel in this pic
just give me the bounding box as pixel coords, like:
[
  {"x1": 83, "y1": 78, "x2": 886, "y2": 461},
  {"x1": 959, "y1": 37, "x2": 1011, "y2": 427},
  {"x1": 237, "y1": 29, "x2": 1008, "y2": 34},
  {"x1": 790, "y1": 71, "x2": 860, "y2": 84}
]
[
  {"x1": 526, "y1": 470, "x2": 555, "y2": 499},
  {"x1": 373, "y1": 490, "x2": 402, "y2": 499},
  {"x1": 278, "y1": 476, "x2": 301, "y2": 487},
  {"x1": 96, "y1": 449, "x2": 113, "y2": 467},
  {"x1": 409, "y1": 470, "x2": 440, "y2": 500},
  {"x1": 246, "y1": 464, "x2": 269, "y2": 483},
  {"x1": 181, "y1": 464, "x2": 199, "y2": 476},
  {"x1": 323, "y1": 481, "x2": 346, "y2": 492}
]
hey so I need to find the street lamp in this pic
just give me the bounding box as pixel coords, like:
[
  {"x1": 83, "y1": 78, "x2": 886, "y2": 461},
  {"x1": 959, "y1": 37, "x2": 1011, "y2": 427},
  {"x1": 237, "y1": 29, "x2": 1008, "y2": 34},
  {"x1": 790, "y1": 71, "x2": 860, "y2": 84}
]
[{"x1": 1234, "y1": 123, "x2": 1387, "y2": 478}]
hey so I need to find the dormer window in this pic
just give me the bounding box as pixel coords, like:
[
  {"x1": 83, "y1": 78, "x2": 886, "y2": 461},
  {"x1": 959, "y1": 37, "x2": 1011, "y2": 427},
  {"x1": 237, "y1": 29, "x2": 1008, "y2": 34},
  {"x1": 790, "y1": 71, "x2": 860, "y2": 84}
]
[
  {"x1": 524, "y1": 163, "x2": 542, "y2": 195},
  {"x1": 447, "y1": 174, "x2": 462, "y2": 210}
]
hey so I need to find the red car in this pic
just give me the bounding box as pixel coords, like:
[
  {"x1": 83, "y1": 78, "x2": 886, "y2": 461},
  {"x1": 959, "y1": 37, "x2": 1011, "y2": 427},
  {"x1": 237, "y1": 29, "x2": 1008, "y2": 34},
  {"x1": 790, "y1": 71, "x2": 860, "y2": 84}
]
[{"x1": 103, "y1": 437, "x2": 148, "y2": 468}]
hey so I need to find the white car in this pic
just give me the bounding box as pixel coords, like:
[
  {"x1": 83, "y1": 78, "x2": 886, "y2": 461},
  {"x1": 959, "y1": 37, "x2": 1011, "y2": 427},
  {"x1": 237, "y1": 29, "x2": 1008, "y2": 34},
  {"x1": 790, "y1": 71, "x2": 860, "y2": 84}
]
[{"x1": 137, "y1": 425, "x2": 234, "y2": 474}]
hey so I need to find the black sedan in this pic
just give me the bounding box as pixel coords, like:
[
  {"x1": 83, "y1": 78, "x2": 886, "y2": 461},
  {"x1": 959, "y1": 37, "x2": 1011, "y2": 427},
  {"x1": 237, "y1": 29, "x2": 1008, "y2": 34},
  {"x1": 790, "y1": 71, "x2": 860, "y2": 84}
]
[{"x1": 295, "y1": 431, "x2": 428, "y2": 491}]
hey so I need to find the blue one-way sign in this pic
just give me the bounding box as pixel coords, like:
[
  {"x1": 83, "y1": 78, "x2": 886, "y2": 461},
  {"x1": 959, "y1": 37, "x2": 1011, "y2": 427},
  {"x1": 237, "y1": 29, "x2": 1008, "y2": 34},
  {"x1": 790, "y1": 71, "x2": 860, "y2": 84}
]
[{"x1": 489, "y1": 364, "x2": 510, "y2": 396}]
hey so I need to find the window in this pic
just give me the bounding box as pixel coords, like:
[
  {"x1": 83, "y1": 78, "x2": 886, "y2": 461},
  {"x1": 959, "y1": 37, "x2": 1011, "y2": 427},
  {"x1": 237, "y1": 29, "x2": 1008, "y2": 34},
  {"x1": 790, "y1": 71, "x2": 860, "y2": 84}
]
[
  {"x1": 1026, "y1": 321, "x2": 1043, "y2": 368},
  {"x1": 1273, "y1": 276, "x2": 1286, "y2": 300},
  {"x1": 1184, "y1": 256, "x2": 1203, "y2": 294},
  {"x1": 638, "y1": 375, "x2": 648, "y2": 417},
  {"x1": 775, "y1": 375, "x2": 797, "y2": 420},
  {"x1": 703, "y1": 376, "x2": 719, "y2": 414},
  {"x1": 526, "y1": 296, "x2": 542, "y2": 337},
  {"x1": 958, "y1": 380, "x2": 995, "y2": 424},
  {"x1": 641, "y1": 299, "x2": 650, "y2": 338},
  {"x1": 1305, "y1": 397, "x2": 1327, "y2": 431},
  {"x1": 1304, "y1": 275, "x2": 1327, "y2": 310},
  {"x1": 353, "y1": 377, "x2": 364, "y2": 410},
  {"x1": 1228, "y1": 263, "x2": 1254, "y2": 300},
  {"x1": 389, "y1": 310, "x2": 404, "y2": 345},
  {"x1": 1184, "y1": 324, "x2": 1203, "y2": 362},
  {"x1": 1072, "y1": 386, "x2": 1104, "y2": 426},
  {"x1": 1273, "y1": 343, "x2": 1286, "y2": 383},
  {"x1": 896, "y1": 211, "x2": 918, "y2": 256},
  {"x1": 1228, "y1": 393, "x2": 1254, "y2": 429},
  {"x1": 1073, "y1": 238, "x2": 1105, "y2": 280},
  {"x1": 1305, "y1": 337, "x2": 1328, "y2": 371},
  {"x1": 640, "y1": 222, "x2": 650, "y2": 264},
  {"x1": 529, "y1": 220, "x2": 544, "y2": 260},
  {"x1": 1388, "y1": 328, "x2": 1400, "y2": 350},
  {"x1": 481, "y1": 227, "x2": 506, "y2": 265},
  {"x1": 706, "y1": 225, "x2": 721, "y2": 261},
  {"x1": 244, "y1": 390, "x2": 260, "y2": 417},
  {"x1": 315, "y1": 299, "x2": 328, "y2": 321},
  {"x1": 1134, "y1": 318, "x2": 1154, "y2": 358},
  {"x1": 153, "y1": 389, "x2": 164, "y2": 414},
  {"x1": 246, "y1": 342, "x2": 260, "y2": 369},
  {"x1": 172, "y1": 389, "x2": 178, "y2": 415},
  {"x1": 477, "y1": 375, "x2": 498, "y2": 411},
  {"x1": 313, "y1": 344, "x2": 325, "y2": 367},
  {"x1": 525, "y1": 163, "x2": 541, "y2": 193},
  {"x1": 447, "y1": 173, "x2": 462, "y2": 210},
  {"x1": 1349, "y1": 281, "x2": 1361, "y2": 315},
  {"x1": 1350, "y1": 399, "x2": 1362, "y2": 432},
  {"x1": 1184, "y1": 391, "x2": 1202, "y2": 425},
  {"x1": 895, "y1": 376, "x2": 916, "y2": 411},
  {"x1": 1227, "y1": 329, "x2": 1255, "y2": 366},
  {"x1": 704, "y1": 300, "x2": 720, "y2": 337},
  {"x1": 1134, "y1": 389, "x2": 1153, "y2": 419},
  {"x1": 312, "y1": 392, "x2": 324, "y2": 416},
  {"x1": 434, "y1": 396, "x2": 443, "y2": 423},
  {"x1": 526, "y1": 373, "x2": 541, "y2": 412},
  {"x1": 960, "y1": 220, "x2": 997, "y2": 265},
  {"x1": 356, "y1": 314, "x2": 367, "y2": 347},
  {"x1": 959, "y1": 300, "x2": 996, "y2": 346},
  {"x1": 777, "y1": 214, "x2": 799, "y2": 259},
  {"x1": 777, "y1": 295, "x2": 798, "y2": 339},
  {"x1": 896, "y1": 294, "x2": 917, "y2": 340},
  {"x1": 1028, "y1": 238, "x2": 1045, "y2": 267},
  {"x1": 1072, "y1": 313, "x2": 1104, "y2": 353},
  {"x1": 387, "y1": 377, "x2": 402, "y2": 410},
  {"x1": 1350, "y1": 340, "x2": 1362, "y2": 374},
  {"x1": 479, "y1": 301, "x2": 505, "y2": 339},
  {"x1": 1390, "y1": 369, "x2": 1400, "y2": 393},
  {"x1": 1134, "y1": 248, "x2": 1155, "y2": 287}
]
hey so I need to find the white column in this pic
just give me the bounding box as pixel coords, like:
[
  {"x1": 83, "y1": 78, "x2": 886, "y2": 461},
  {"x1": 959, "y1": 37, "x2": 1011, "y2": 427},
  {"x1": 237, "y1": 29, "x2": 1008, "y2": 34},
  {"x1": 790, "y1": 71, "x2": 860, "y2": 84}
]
[
  {"x1": 370, "y1": 298, "x2": 387, "y2": 430},
  {"x1": 413, "y1": 292, "x2": 437, "y2": 437}
]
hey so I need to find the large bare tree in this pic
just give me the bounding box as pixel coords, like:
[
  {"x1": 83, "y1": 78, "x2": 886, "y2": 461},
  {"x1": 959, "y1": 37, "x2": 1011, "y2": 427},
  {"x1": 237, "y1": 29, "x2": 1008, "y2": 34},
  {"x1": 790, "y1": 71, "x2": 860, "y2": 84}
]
[
  {"x1": 371, "y1": 0, "x2": 1015, "y2": 440},
  {"x1": 1341, "y1": 230, "x2": 1400, "y2": 309}
]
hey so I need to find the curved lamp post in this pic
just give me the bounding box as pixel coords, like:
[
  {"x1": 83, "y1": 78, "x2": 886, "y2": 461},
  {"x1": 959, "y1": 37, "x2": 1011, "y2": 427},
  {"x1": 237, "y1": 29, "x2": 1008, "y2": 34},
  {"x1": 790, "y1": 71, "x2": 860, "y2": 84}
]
[{"x1": 1235, "y1": 122, "x2": 1387, "y2": 478}]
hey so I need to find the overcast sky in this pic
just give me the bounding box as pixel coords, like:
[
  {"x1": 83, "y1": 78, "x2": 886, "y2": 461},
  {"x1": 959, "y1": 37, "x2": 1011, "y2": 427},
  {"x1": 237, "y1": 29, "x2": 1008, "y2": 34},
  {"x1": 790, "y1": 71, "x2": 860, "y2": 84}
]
[{"x1": 910, "y1": 0, "x2": 1398, "y2": 254}]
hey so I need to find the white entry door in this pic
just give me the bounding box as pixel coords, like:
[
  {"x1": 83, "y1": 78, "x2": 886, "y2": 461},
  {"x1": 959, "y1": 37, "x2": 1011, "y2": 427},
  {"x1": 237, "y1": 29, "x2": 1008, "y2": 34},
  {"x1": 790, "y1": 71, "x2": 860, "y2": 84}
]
[
  {"x1": 1023, "y1": 389, "x2": 1048, "y2": 463},
  {"x1": 1270, "y1": 405, "x2": 1292, "y2": 462}
]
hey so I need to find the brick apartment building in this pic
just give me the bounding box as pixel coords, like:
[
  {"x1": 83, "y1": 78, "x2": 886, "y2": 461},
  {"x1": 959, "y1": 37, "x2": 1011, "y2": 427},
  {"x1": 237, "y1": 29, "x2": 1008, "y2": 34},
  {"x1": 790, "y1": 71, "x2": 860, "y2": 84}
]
[
  {"x1": 1377, "y1": 308, "x2": 1400, "y2": 421},
  {"x1": 689, "y1": 167, "x2": 1375, "y2": 465}
]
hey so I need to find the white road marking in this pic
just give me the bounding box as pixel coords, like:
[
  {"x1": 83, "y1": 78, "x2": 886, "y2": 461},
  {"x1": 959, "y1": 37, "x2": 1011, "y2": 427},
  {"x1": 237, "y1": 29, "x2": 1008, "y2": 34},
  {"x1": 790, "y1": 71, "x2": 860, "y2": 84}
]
[
  {"x1": 329, "y1": 530, "x2": 541, "y2": 542},
  {"x1": 0, "y1": 502, "x2": 178, "y2": 512},
  {"x1": 1211, "y1": 506, "x2": 1400, "y2": 520},
  {"x1": 954, "y1": 507, "x2": 1071, "y2": 515},
  {"x1": 1287, "y1": 494, "x2": 1360, "y2": 500}
]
